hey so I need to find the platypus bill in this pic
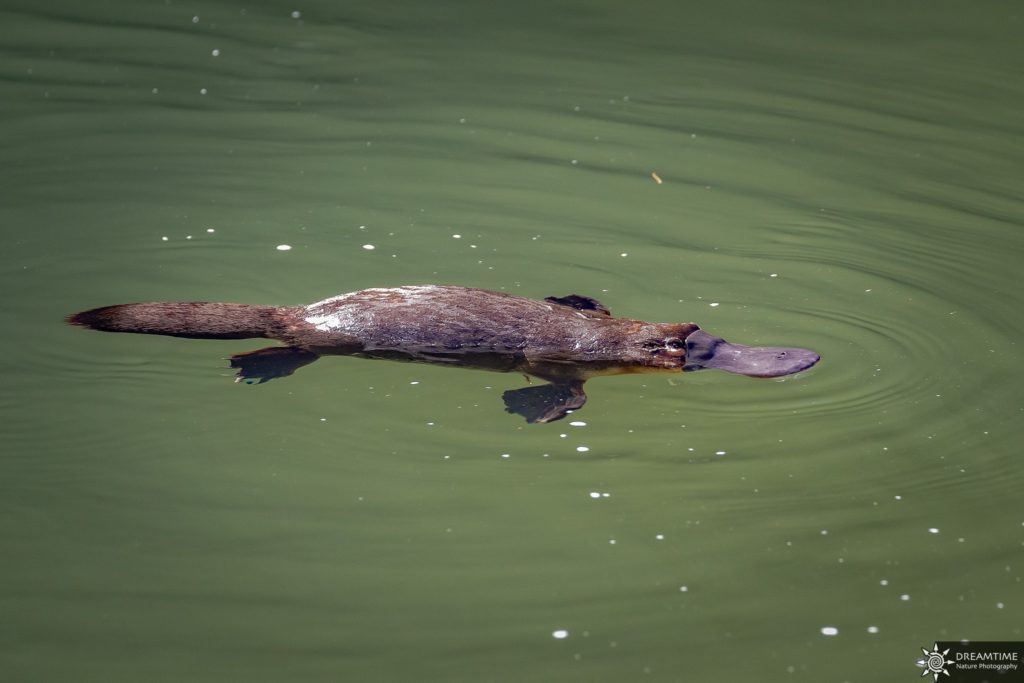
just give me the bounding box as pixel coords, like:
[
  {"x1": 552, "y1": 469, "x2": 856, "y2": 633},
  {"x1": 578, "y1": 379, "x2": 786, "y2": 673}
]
[{"x1": 67, "y1": 285, "x2": 819, "y2": 424}]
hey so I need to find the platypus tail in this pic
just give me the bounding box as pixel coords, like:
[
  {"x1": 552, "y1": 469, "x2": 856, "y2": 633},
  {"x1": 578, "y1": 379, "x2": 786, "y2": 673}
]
[{"x1": 66, "y1": 302, "x2": 279, "y2": 340}]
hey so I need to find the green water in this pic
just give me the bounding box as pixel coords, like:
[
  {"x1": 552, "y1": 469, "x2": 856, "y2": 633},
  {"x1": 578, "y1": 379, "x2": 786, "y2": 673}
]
[{"x1": 2, "y1": 1, "x2": 1023, "y2": 681}]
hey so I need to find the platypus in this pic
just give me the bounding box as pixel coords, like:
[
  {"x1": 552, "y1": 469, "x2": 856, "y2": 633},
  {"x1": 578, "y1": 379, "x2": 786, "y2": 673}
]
[{"x1": 66, "y1": 285, "x2": 819, "y2": 423}]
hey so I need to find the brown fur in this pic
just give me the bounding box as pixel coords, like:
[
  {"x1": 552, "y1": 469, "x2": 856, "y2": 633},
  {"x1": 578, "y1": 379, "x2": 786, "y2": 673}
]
[
  {"x1": 66, "y1": 302, "x2": 284, "y2": 340},
  {"x1": 67, "y1": 285, "x2": 818, "y2": 423}
]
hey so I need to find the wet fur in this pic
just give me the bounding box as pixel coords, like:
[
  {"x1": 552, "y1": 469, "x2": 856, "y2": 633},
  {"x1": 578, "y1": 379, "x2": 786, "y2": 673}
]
[
  {"x1": 67, "y1": 285, "x2": 818, "y2": 423},
  {"x1": 66, "y1": 302, "x2": 282, "y2": 340}
]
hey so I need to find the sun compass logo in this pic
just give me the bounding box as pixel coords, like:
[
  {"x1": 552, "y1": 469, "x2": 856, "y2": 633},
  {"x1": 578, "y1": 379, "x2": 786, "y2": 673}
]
[{"x1": 917, "y1": 643, "x2": 954, "y2": 680}]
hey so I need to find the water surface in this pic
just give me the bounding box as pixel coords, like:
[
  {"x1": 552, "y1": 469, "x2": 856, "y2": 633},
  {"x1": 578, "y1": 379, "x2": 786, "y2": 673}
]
[{"x1": 2, "y1": 1, "x2": 1023, "y2": 681}]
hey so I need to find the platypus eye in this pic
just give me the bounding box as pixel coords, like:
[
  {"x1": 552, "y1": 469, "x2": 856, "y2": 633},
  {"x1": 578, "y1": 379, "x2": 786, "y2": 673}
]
[{"x1": 666, "y1": 338, "x2": 685, "y2": 353}]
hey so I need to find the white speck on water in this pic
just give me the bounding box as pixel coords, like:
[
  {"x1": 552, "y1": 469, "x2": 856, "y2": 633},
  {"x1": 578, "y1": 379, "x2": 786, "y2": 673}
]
[
  {"x1": 452, "y1": 234, "x2": 461, "y2": 239},
  {"x1": 655, "y1": 534, "x2": 665, "y2": 540},
  {"x1": 151, "y1": 87, "x2": 159, "y2": 94},
  {"x1": 559, "y1": 433, "x2": 567, "y2": 438},
  {"x1": 409, "y1": 381, "x2": 419, "y2": 385},
  {"x1": 608, "y1": 539, "x2": 616, "y2": 545},
  {"x1": 620, "y1": 253, "x2": 629, "y2": 257},
  {"x1": 894, "y1": 495, "x2": 902, "y2": 500},
  {"x1": 290, "y1": 10, "x2": 302, "y2": 19},
  {"x1": 589, "y1": 492, "x2": 601, "y2": 499},
  {"x1": 867, "y1": 626, "x2": 879, "y2": 634},
  {"x1": 500, "y1": 453, "x2": 510, "y2": 459},
  {"x1": 569, "y1": 421, "x2": 587, "y2": 427},
  {"x1": 211, "y1": 48, "x2": 220, "y2": 57},
  {"x1": 996, "y1": 602, "x2": 1005, "y2": 609},
  {"x1": 552, "y1": 629, "x2": 569, "y2": 639},
  {"x1": 185, "y1": 235, "x2": 193, "y2": 240},
  {"x1": 770, "y1": 273, "x2": 778, "y2": 278},
  {"x1": 206, "y1": 228, "x2": 215, "y2": 233},
  {"x1": 362, "y1": 244, "x2": 375, "y2": 250},
  {"x1": 192, "y1": 15, "x2": 199, "y2": 23},
  {"x1": 820, "y1": 626, "x2": 839, "y2": 636},
  {"x1": 880, "y1": 579, "x2": 889, "y2": 586},
  {"x1": 576, "y1": 446, "x2": 590, "y2": 452},
  {"x1": 715, "y1": 450, "x2": 727, "y2": 456},
  {"x1": 679, "y1": 585, "x2": 688, "y2": 592},
  {"x1": 820, "y1": 529, "x2": 828, "y2": 535},
  {"x1": 570, "y1": 159, "x2": 578, "y2": 165},
  {"x1": 709, "y1": 302, "x2": 720, "y2": 307},
  {"x1": 276, "y1": 244, "x2": 292, "y2": 251},
  {"x1": 900, "y1": 594, "x2": 910, "y2": 601},
  {"x1": 928, "y1": 527, "x2": 940, "y2": 534},
  {"x1": 160, "y1": 236, "x2": 168, "y2": 241},
  {"x1": 199, "y1": 88, "x2": 208, "y2": 95}
]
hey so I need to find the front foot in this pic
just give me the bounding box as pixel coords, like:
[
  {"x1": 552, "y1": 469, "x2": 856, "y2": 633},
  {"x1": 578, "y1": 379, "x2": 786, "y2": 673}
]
[
  {"x1": 228, "y1": 346, "x2": 320, "y2": 384},
  {"x1": 502, "y1": 381, "x2": 587, "y2": 424}
]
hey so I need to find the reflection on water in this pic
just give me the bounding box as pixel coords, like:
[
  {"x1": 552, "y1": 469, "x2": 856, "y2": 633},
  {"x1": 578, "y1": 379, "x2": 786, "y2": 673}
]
[{"x1": 2, "y1": 0, "x2": 1023, "y2": 680}]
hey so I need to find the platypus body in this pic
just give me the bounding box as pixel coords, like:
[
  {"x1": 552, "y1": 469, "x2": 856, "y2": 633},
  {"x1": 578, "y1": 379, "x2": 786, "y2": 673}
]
[{"x1": 67, "y1": 285, "x2": 819, "y2": 423}]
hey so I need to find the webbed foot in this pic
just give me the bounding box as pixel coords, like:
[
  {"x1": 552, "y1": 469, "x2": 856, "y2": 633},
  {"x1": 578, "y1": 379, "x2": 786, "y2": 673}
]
[
  {"x1": 502, "y1": 381, "x2": 587, "y2": 424},
  {"x1": 228, "y1": 346, "x2": 320, "y2": 384}
]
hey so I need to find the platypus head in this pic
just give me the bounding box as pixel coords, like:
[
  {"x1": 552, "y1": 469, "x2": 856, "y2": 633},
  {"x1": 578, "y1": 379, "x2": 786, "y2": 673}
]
[{"x1": 683, "y1": 329, "x2": 819, "y2": 378}]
